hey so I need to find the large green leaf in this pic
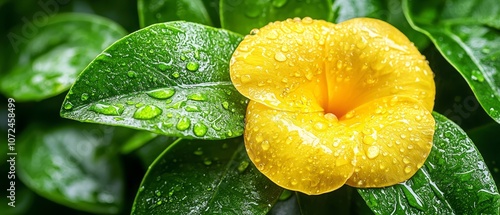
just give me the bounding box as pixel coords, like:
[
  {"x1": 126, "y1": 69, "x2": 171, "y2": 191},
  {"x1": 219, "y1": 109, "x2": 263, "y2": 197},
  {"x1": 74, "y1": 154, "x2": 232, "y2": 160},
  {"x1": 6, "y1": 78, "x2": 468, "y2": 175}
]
[
  {"x1": 0, "y1": 13, "x2": 126, "y2": 101},
  {"x1": 17, "y1": 123, "x2": 125, "y2": 214},
  {"x1": 138, "y1": 0, "x2": 213, "y2": 28},
  {"x1": 60, "y1": 21, "x2": 247, "y2": 140},
  {"x1": 131, "y1": 137, "x2": 283, "y2": 214},
  {"x1": 358, "y1": 113, "x2": 500, "y2": 214},
  {"x1": 404, "y1": 0, "x2": 500, "y2": 123},
  {"x1": 220, "y1": 0, "x2": 333, "y2": 35}
]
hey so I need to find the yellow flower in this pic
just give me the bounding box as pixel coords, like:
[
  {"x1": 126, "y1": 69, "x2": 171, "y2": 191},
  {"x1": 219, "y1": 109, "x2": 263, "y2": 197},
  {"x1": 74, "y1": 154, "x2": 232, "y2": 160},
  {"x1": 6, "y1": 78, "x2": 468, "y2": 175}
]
[{"x1": 230, "y1": 17, "x2": 436, "y2": 195}]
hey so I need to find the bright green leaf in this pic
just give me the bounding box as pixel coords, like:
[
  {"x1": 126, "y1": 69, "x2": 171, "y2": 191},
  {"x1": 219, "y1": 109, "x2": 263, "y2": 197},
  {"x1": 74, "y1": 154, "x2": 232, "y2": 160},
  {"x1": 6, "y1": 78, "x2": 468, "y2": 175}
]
[
  {"x1": 0, "y1": 13, "x2": 126, "y2": 102},
  {"x1": 358, "y1": 112, "x2": 500, "y2": 214},
  {"x1": 131, "y1": 137, "x2": 283, "y2": 214},
  {"x1": 138, "y1": 0, "x2": 213, "y2": 28},
  {"x1": 404, "y1": 0, "x2": 500, "y2": 123},
  {"x1": 220, "y1": 0, "x2": 333, "y2": 35},
  {"x1": 17, "y1": 123, "x2": 125, "y2": 214},
  {"x1": 60, "y1": 21, "x2": 247, "y2": 140}
]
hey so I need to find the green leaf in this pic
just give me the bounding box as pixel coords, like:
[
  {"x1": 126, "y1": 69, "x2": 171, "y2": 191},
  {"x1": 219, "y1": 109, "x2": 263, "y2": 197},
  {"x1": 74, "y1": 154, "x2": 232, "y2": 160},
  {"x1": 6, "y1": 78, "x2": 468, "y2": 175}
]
[
  {"x1": 404, "y1": 0, "x2": 500, "y2": 123},
  {"x1": 358, "y1": 112, "x2": 500, "y2": 214},
  {"x1": 0, "y1": 13, "x2": 126, "y2": 102},
  {"x1": 131, "y1": 137, "x2": 283, "y2": 214},
  {"x1": 220, "y1": 0, "x2": 334, "y2": 35},
  {"x1": 17, "y1": 123, "x2": 125, "y2": 214},
  {"x1": 60, "y1": 21, "x2": 247, "y2": 140},
  {"x1": 138, "y1": 0, "x2": 213, "y2": 28}
]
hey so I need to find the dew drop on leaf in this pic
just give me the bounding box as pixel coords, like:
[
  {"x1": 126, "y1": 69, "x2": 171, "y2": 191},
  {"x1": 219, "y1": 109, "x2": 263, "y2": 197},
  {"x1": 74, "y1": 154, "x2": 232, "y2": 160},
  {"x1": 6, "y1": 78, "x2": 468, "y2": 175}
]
[
  {"x1": 90, "y1": 103, "x2": 124, "y2": 116},
  {"x1": 146, "y1": 88, "x2": 176, "y2": 99},
  {"x1": 63, "y1": 101, "x2": 73, "y2": 110},
  {"x1": 133, "y1": 104, "x2": 162, "y2": 120},
  {"x1": 176, "y1": 117, "x2": 191, "y2": 131},
  {"x1": 193, "y1": 123, "x2": 208, "y2": 137},
  {"x1": 80, "y1": 93, "x2": 89, "y2": 101},
  {"x1": 186, "y1": 61, "x2": 199, "y2": 71},
  {"x1": 188, "y1": 93, "x2": 207, "y2": 101}
]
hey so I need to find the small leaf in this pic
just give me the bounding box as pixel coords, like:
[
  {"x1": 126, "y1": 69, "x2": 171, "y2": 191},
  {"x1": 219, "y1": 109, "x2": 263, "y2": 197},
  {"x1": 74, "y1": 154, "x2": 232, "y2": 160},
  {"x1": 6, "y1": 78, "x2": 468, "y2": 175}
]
[
  {"x1": 0, "y1": 13, "x2": 126, "y2": 101},
  {"x1": 131, "y1": 137, "x2": 283, "y2": 214},
  {"x1": 17, "y1": 123, "x2": 125, "y2": 214},
  {"x1": 404, "y1": 0, "x2": 500, "y2": 123},
  {"x1": 60, "y1": 21, "x2": 247, "y2": 140},
  {"x1": 138, "y1": 0, "x2": 213, "y2": 28},
  {"x1": 220, "y1": 0, "x2": 333, "y2": 35},
  {"x1": 358, "y1": 112, "x2": 500, "y2": 214}
]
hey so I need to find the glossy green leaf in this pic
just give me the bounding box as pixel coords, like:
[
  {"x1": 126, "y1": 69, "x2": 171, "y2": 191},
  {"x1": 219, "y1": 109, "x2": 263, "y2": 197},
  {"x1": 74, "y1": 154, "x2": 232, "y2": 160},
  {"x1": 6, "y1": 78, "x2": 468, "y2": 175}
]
[
  {"x1": 404, "y1": 0, "x2": 500, "y2": 123},
  {"x1": 60, "y1": 21, "x2": 247, "y2": 140},
  {"x1": 17, "y1": 123, "x2": 125, "y2": 214},
  {"x1": 0, "y1": 13, "x2": 126, "y2": 101},
  {"x1": 131, "y1": 137, "x2": 283, "y2": 214},
  {"x1": 358, "y1": 112, "x2": 500, "y2": 214},
  {"x1": 138, "y1": 0, "x2": 213, "y2": 28},
  {"x1": 220, "y1": 0, "x2": 333, "y2": 35}
]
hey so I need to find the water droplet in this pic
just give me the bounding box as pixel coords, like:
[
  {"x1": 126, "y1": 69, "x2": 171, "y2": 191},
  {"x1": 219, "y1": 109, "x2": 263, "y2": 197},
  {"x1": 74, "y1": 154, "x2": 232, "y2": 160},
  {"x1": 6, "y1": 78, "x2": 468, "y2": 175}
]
[
  {"x1": 155, "y1": 190, "x2": 161, "y2": 196},
  {"x1": 222, "y1": 101, "x2": 229, "y2": 110},
  {"x1": 249, "y1": 28, "x2": 259, "y2": 35},
  {"x1": 186, "y1": 61, "x2": 199, "y2": 71},
  {"x1": 133, "y1": 104, "x2": 162, "y2": 119},
  {"x1": 274, "y1": 52, "x2": 287, "y2": 62},
  {"x1": 64, "y1": 102, "x2": 73, "y2": 110},
  {"x1": 366, "y1": 146, "x2": 379, "y2": 159},
  {"x1": 240, "y1": 75, "x2": 253, "y2": 84},
  {"x1": 314, "y1": 122, "x2": 325, "y2": 130},
  {"x1": 471, "y1": 70, "x2": 485, "y2": 82},
  {"x1": 238, "y1": 160, "x2": 250, "y2": 172},
  {"x1": 324, "y1": 113, "x2": 338, "y2": 122},
  {"x1": 193, "y1": 123, "x2": 208, "y2": 137},
  {"x1": 194, "y1": 148, "x2": 203, "y2": 155},
  {"x1": 172, "y1": 72, "x2": 180, "y2": 78},
  {"x1": 127, "y1": 71, "x2": 137, "y2": 78},
  {"x1": 261, "y1": 140, "x2": 270, "y2": 150},
  {"x1": 80, "y1": 93, "x2": 89, "y2": 101},
  {"x1": 400, "y1": 134, "x2": 407, "y2": 139},
  {"x1": 344, "y1": 111, "x2": 354, "y2": 119},
  {"x1": 176, "y1": 117, "x2": 191, "y2": 131},
  {"x1": 203, "y1": 158, "x2": 212, "y2": 166},
  {"x1": 90, "y1": 103, "x2": 124, "y2": 116},
  {"x1": 272, "y1": 0, "x2": 287, "y2": 7},
  {"x1": 156, "y1": 200, "x2": 162, "y2": 205},
  {"x1": 147, "y1": 88, "x2": 175, "y2": 99},
  {"x1": 188, "y1": 93, "x2": 207, "y2": 101},
  {"x1": 212, "y1": 123, "x2": 222, "y2": 131},
  {"x1": 404, "y1": 165, "x2": 412, "y2": 173},
  {"x1": 185, "y1": 105, "x2": 200, "y2": 112},
  {"x1": 158, "y1": 62, "x2": 171, "y2": 71}
]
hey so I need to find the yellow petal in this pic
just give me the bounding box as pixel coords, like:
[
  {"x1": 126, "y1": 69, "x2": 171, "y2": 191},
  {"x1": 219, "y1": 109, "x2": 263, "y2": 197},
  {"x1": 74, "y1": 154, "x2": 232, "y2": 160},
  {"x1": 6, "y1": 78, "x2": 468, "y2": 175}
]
[
  {"x1": 342, "y1": 96, "x2": 434, "y2": 187},
  {"x1": 230, "y1": 18, "x2": 333, "y2": 112},
  {"x1": 324, "y1": 18, "x2": 435, "y2": 116},
  {"x1": 244, "y1": 101, "x2": 355, "y2": 195},
  {"x1": 230, "y1": 17, "x2": 435, "y2": 117}
]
